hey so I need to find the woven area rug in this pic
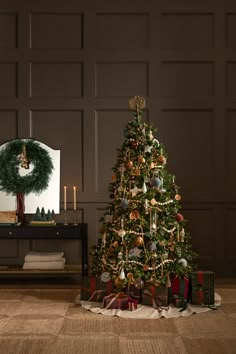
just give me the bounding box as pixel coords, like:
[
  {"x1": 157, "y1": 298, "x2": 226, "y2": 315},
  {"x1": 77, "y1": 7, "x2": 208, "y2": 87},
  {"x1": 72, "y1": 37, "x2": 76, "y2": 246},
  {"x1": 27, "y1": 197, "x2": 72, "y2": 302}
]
[{"x1": 81, "y1": 293, "x2": 221, "y2": 319}]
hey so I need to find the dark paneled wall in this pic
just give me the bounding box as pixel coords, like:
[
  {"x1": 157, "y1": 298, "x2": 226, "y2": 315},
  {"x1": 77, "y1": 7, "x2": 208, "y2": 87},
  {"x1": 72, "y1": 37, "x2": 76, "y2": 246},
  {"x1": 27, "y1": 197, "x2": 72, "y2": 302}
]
[{"x1": 0, "y1": 0, "x2": 235, "y2": 276}]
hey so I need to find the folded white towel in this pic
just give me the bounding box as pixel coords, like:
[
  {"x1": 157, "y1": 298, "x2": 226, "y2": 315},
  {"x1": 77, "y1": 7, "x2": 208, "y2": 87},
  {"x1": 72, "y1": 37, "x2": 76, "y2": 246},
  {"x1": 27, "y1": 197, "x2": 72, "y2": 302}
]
[
  {"x1": 24, "y1": 251, "x2": 64, "y2": 262},
  {"x1": 22, "y1": 258, "x2": 66, "y2": 270}
]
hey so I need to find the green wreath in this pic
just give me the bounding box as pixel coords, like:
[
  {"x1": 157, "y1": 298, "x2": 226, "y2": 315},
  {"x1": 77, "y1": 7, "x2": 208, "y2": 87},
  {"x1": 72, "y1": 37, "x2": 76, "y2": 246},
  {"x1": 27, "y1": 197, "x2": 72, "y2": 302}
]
[{"x1": 0, "y1": 139, "x2": 54, "y2": 195}]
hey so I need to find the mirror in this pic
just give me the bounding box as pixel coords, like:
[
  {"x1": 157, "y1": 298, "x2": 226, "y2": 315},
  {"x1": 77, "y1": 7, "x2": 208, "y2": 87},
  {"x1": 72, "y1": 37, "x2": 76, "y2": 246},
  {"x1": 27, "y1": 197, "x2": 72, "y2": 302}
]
[{"x1": 0, "y1": 139, "x2": 60, "y2": 214}]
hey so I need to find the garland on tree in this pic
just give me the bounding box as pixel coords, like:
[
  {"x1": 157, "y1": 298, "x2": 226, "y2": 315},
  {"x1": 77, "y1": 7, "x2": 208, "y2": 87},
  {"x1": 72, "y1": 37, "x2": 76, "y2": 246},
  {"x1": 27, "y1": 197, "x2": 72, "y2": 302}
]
[{"x1": 0, "y1": 139, "x2": 53, "y2": 195}]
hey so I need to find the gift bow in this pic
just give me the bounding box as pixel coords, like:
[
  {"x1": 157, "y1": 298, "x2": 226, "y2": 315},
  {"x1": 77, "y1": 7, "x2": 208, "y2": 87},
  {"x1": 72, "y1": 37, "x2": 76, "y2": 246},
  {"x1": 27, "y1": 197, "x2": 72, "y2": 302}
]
[
  {"x1": 173, "y1": 294, "x2": 187, "y2": 312},
  {"x1": 143, "y1": 288, "x2": 168, "y2": 312}
]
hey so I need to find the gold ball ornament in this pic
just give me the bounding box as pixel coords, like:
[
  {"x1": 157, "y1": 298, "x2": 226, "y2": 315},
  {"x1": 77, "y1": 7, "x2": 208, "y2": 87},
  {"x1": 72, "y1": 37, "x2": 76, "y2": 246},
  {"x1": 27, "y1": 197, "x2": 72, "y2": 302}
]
[
  {"x1": 113, "y1": 241, "x2": 118, "y2": 247},
  {"x1": 143, "y1": 264, "x2": 149, "y2": 271},
  {"x1": 135, "y1": 236, "x2": 144, "y2": 246},
  {"x1": 138, "y1": 156, "x2": 145, "y2": 164},
  {"x1": 126, "y1": 160, "x2": 133, "y2": 169}
]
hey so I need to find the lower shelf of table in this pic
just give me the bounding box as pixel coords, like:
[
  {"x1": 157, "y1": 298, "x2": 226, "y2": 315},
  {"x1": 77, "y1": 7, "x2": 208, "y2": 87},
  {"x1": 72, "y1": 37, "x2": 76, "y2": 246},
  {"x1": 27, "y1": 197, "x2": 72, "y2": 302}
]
[{"x1": 0, "y1": 265, "x2": 83, "y2": 277}]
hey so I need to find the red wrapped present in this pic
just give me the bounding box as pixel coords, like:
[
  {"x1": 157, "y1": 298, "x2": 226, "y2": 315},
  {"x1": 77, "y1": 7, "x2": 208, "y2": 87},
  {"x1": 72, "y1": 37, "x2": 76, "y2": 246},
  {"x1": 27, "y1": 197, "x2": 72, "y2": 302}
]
[
  {"x1": 142, "y1": 286, "x2": 168, "y2": 309},
  {"x1": 169, "y1": 276, "x2": 189, "y2": 306},
  {"x1": 128, "y1": 297, "x2": 138, "y2": 311},
  {"x1": 80, "y1": 276, "x2": 114, "y2": 301},
  {"x1": 103, "y1": 292, "x2": 129, "y2": 310},
  {"x1": 191, "y1": 271, "x2": 215, "y2": 306}
]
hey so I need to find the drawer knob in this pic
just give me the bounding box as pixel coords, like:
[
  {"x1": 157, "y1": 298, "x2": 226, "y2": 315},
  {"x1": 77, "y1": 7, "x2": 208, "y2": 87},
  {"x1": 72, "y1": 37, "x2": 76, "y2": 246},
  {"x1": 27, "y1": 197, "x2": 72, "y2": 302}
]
[
  {"x1": 9, "y1": 232, "x2": 12, "y2": 235},
  {"x1": 56, "y1": 232, "x2": 59, "y2": 235}
]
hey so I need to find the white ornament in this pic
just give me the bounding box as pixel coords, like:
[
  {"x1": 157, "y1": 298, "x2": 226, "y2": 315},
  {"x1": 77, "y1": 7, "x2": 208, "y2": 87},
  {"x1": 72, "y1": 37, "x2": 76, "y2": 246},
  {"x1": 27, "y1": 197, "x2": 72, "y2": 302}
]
[
  {"x1": 119, "y1": 268, "x2": 126, "y2": 280},
  {"x1": 130, "y1": 185, "x2": 140, "y2": 197},
  {"x1": 144, "y1": 145, "x2": 152, "y2": 153},
  {"x1": 101, "y1": 272, "x2": 111, "y2": 282},
  {"x1": 178, "y1": 258, "x2": 188, "y2": 267},
  {"x1": 142, "y1": 182, "x2": 147, "y2": 194}
]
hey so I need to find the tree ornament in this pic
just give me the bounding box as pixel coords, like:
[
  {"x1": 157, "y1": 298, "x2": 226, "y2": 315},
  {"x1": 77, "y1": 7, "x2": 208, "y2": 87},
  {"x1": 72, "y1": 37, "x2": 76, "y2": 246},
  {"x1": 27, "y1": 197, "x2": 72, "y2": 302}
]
[
  {"x1": 150, "y1": 177, "x2": 162, "y2": 188},
  {"x1": 144, "y1": 198, "x2": 149, "y2": 213},
  {"x1": 146, "y1": 241, "x2": 157, "y2": 251},
  {"x1": 114, "y1": 276, "x2": 124, "y2": 288},
  {"x1": 134, "y1": 277, "x2": 144, "y2": 289},
  {"x1": 121, "y1": 198, "x2": 128, "y2": 209},
  {"x1": 175, "y1": 194, "x2": 182, "y2": 201},
  {"x1": 176, "y1": 213, "x2": 184, "y2": 222},
  {"x1": 126, "y1": 160, "x2": 133, "y2": 169},
  {"x1": 129, "y1": 96, "x2": 146, "y2": 112},
  {"x1": 138, "y1": 156, "x2": 145, "y2": 164},
  {"x1": 158, "y1": 155, "x2": 167, "y2": 164},
  {"x1": 144, "y1": 145, "x2": 152, "y2": 153},
  {"x1": 180, "y1": 228, "x2": 185, "y2": 242},
  {"x1": 133, "y1": 168, "x2": 140, "y2": 176},
  {"x1": 135, "y1": 236, "x2": 143, "y2": 246},
  {"x1": 127, "y1": 272, "x2": 134, "y2": 280},
  {"x1": 119, "y1": 268, "x2": 126, "y2": 280},
  {"x1": 166, "y1": 275, "x2": 171, "y2": 287},
  {"x1": 142, "y1": 182, "x2": 147, "y2": 194},
  {"x1": 178, "y1": 258, "x2": 188, "y2": 267},
  {"x1": 150, "y1": 198, "x2": 157, "y2": 205},
  {"x1": 101, "y1": 272, "x2": 111, "y2": 282},
  {"x1": 118, "y1": 229, "x2": 126, "y2": 239},
  {"x1": 118, "y1": 251, "x2": 123, "y2": 259},
  {"x1": 130, "y1": 185, "x2": 140, "y2": 197}
]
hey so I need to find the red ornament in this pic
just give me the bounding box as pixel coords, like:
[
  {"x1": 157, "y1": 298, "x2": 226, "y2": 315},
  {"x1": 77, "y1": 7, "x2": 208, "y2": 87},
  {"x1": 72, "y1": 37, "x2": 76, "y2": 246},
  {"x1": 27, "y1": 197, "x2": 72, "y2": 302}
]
[{"x1": 176, "y1": 213, "x2": 184, "y2": 222}]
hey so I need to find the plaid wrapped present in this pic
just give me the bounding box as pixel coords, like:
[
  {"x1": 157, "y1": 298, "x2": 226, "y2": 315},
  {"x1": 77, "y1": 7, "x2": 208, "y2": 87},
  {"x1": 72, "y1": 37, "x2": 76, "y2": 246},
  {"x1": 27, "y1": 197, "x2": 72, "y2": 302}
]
[
  {"x1": 169, "y1": 276, "x2": 189, "y2": 310},
  {"x1": 80, "y1": 276, "x2": 114, "y2": 301},
  {"x1": 142, "y1": 285, "x2": 168, "y2": 308},
  {"x1": 103, "y1": 292, "x2": 129, "y2": 310},
  {"x1": 191, "y1": 271, "x2": 215, "y2": 306}
]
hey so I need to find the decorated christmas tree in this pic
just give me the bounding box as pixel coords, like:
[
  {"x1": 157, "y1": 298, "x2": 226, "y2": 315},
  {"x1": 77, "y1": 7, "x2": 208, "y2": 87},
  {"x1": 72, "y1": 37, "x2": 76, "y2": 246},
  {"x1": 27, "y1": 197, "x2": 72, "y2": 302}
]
[{"x1": 91, "y1": 96, "x2": 197, "y2": 292}]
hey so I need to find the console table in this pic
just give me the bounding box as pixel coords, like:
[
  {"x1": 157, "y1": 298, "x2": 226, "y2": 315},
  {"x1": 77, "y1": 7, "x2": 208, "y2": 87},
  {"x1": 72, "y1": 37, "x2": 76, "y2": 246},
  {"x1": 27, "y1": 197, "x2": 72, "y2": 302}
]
[{"x1": 0, "y1": 223, "x2": 88, "y2": 276}]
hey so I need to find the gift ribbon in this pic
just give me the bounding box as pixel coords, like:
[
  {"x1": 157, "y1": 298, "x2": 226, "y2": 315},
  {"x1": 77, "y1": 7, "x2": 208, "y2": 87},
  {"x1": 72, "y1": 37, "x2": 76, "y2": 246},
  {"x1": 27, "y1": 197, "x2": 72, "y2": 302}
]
[
  {"x1": 88, "y1": 290, "x2": 106, "y2": 302},
  {"x1": 193, "y1": 272, "x2": 217, "y2": 309},
  {"x1": 103, "y1": 292, "x2": 128, "y2": 310},
  {"x1": 173, "y1": 294, "x2": 187, "y2": 312},
  {"x1": 128, "y1": 297, "x2": 138, "y2": 311}
]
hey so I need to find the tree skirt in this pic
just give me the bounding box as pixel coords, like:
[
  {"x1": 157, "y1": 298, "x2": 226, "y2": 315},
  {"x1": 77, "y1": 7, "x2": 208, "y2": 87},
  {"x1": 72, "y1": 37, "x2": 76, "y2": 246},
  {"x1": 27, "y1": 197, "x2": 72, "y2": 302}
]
[{"x1": 81, "y1": 293, "x2": 221, "y2": 319}]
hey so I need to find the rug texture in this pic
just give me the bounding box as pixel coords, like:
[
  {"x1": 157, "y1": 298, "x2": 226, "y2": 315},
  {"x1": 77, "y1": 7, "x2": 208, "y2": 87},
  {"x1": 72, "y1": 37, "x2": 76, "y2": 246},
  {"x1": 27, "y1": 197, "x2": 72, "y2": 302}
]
[{"x1": 0, "y1": 288, "x2": 235, "y2": 354}]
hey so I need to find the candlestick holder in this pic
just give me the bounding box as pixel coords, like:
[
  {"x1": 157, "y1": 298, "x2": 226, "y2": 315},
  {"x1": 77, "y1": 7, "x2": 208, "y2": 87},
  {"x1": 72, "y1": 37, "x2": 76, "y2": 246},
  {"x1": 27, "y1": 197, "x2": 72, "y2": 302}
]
[
  {"x1": 73, "y1": 210, "x2": 78, "y2": 226},
  {"x1": 64, "y1": 210, "x2": 68, "y2": 226}
]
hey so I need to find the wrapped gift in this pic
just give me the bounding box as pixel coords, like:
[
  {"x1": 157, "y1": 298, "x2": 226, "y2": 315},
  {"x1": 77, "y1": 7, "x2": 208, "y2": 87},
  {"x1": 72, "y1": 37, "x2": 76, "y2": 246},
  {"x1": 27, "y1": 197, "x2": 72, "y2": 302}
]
[
  {"x1": 142, "y1": 285, "x2": 168, "y2": 308},
  {"x1": 169, "y1": 276, "x2": 189, "y2": 305},
  {"x1": 126, "y1": 284, "x2": 142, "y2": 303},
  {"x1": 128, "y1": 297, "x2": 138, "y2": 311},
  {"x1": 191, "y1": 271, "x2": 215, "y2": 306},
  {"x1": 103, "y1": 292, "x2": 129, "y2": 310},
  {"x1": 80, "y1": 276, "x2": 114, "y2": 301}
]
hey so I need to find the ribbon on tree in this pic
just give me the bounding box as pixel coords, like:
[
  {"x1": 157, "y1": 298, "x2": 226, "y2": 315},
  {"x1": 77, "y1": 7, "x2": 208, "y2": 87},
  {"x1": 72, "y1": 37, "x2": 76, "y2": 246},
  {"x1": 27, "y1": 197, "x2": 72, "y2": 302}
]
[{"x1": 16, "y1": 192, "x2": 25, "y2": 223}]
